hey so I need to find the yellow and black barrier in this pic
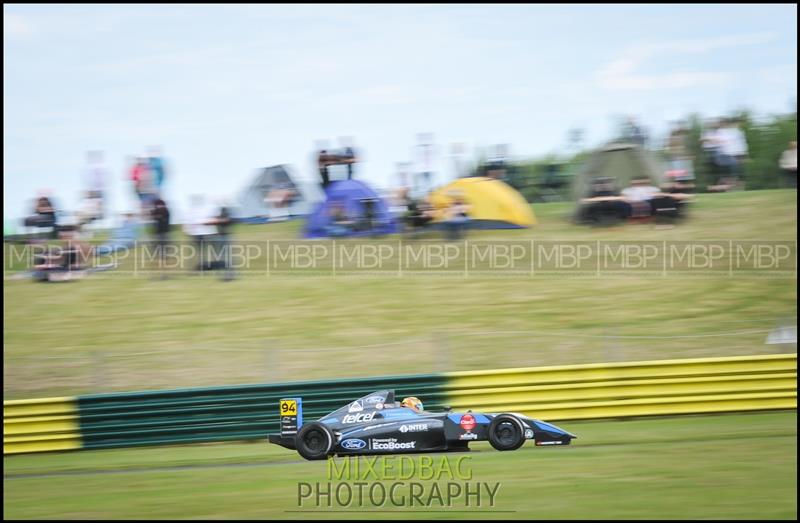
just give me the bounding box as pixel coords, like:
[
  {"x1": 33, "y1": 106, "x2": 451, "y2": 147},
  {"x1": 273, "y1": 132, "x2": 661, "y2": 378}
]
[
  {"x1": 444, "y1": 353, "x2": 797, "y2": 420},
  {"x1": 3, "y1": 397, "x2": 82, "y2": 454},
  {"x1": 3, "y1": 353, "x2": 796, "y2": 454}
]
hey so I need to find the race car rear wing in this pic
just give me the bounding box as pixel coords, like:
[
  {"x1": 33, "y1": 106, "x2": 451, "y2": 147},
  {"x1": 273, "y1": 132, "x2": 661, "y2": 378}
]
[
  {"x1": 280, "y1": 398, "x2": 303, "y2": 437},
  {"x1": 268, "y1": 397, "x2": 303, "y2": 449}
]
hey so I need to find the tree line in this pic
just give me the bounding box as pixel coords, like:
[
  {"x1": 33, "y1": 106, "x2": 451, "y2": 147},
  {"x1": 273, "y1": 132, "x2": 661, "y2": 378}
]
[{"x1": 482, "y1": 107, "x2": 797, "y2": 202}]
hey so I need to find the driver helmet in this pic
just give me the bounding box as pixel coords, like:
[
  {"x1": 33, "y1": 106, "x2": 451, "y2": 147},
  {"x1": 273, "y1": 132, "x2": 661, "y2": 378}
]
[{"x1": 401, "y1": 396, "x2": 424, "y2": 412}]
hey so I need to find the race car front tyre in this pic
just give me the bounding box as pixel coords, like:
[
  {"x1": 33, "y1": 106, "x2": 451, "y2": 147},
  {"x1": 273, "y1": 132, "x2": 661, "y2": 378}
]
[
  {"x1": 488, "y1": 414, "x2": 526, "y2": 451},
  {"x1": 296, "y1": 422, "x2": 335, "y2": 460}
]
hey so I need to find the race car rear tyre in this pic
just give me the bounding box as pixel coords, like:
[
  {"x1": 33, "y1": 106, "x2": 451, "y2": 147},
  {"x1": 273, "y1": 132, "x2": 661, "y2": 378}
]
[
  {"x1": 295, "y1": 422, "x2": 335, "y2": 461},
  {"x1": 488, "y1": 414, "x2": 526, "y2": 451}
]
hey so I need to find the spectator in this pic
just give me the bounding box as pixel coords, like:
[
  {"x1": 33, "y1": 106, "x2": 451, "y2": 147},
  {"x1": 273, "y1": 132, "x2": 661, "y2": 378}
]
[
  {"x1": 264, "y1": 183, "x2": 296, "y2": 222},
  {"x1": 666, "y1": 122, "x2": 695, "y2": 177},
  {"x1": 316, "y1": 141, "x2": 331, "y2": 189},
  {"x1": 653, "y1": 181, "x2": 692, "y2": 226},
  {"x1": 148, "y1": 146, "x2": 167, "y2": 197},
  {"x1": 664, "y1": 124, "x2": 695, "y2": 193},
  {"x1": 212, "y1": 200, "x2": 235, "y2": 281},
  {"x1": 443, "y1": 194, "x2": 470, "y2": 241},
  {"x1": 621, "y1": 178, "x2": 660, "y2": 218},
  {"x1": 588, "y1": 177, "x2": 617, "y2": 198},
  {"x1": 32, "y1": 224, "x2": 93, "y2": 282},
  {"x1": 325, "y1": 201, "x2": 353, "y2": 237},
  {"x1": 625, "y1": 117, "x2": 647, "y2": 147},
  {"x1": 779, "y1": 141, "x2": 797, "y2": 189},
  {"x1": 24, "y1": 192, "x2": 58, "y2": 239},
  {"x1": 183, "y1": 195, "x2": 216, "y2": 272},
  {"x1": 716, "y1": 117, "x2": 749, "y2": 190},
  {"x1": 129, "y1": 156, "x2": 152, "y2": 207},
  {"x1": 700, "y1": 119, "x2": 724, "y2": 187},
  {"x1": 403, "y1": 196, "x2": 435, "y2": 237},
  {"x1": 76, "y1": 190, "x2": 103, "y2": 229},
  {"x1": 390, "y1": 186, "x2": 410, "y2": 218},
  {"x1": 575, "y1": 178, "x2": 629, "y2": 226},
  {"x1": 339, "y1": 137, "x2": 358, "y2": 180},
  {"x1": 150, "y1": 198, "x2": 171, "y2": 275},
  {"x1": 129, "y1": 156, "x2": 142, "y2": 197},
  {"x1": 318, "y1": 150, "x2": 331, "y2": 189},
  {"x1": 85, "y1": 150, "x2": 108, "y2": 221},
  {"x1": 485, "y1": 144, "x2": 509, "y2": 181},
  {"x1": 137, "y1": 157, "x2": 158, "y2": 212},
  {"x1": 700, "y1": 119, "x2": 720, "y2": 147}
]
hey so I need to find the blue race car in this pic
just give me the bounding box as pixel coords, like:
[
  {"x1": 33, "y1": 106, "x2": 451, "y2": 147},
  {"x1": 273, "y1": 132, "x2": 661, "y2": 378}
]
[{"x1": 268, "y1": 389, "x2": 576, "y2": 460}]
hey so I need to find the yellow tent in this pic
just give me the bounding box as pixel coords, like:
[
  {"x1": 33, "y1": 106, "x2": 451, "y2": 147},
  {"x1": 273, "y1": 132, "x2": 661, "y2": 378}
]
[{"x1": 428, "y1": 177, "x2": 537, "y2": 228}]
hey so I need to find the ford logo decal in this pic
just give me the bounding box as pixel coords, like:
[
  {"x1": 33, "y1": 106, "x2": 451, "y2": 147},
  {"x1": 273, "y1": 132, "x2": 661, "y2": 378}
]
[{"x1": 341, "y1": 438, "x2": 366, "y2": 450}]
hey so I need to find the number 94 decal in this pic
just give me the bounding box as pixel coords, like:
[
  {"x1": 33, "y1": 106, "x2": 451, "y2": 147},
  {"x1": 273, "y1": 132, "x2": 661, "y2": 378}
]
[{"x1": 280, "y1": 400, "x2": 297, "y2": 416}]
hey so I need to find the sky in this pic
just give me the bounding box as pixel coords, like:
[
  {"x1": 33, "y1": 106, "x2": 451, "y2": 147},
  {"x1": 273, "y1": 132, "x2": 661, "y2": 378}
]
[{"x1": 4, "y1": 4, "x2": 797, "y2": 222}]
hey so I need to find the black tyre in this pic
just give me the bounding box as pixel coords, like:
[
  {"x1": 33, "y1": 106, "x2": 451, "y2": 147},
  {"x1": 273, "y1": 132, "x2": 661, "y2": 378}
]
[
  {"x1": 295, "y1": 422, "x2": 335, "y2": 461},
  {"x1": 488, "y1": 414, "x2": 526, "y2": 451}
]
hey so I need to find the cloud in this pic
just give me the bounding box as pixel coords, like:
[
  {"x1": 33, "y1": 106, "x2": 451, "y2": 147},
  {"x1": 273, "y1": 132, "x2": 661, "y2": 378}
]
[
  {"x1": 3, "y1": 13, "x2": 35, "y2": 41},
  {"x1": 595, "y1": 32, "x2": 776, "y2": 91}
]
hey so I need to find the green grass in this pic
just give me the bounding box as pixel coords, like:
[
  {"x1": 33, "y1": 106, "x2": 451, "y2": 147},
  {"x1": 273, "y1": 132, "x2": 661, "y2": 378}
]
[
  {"x1": 3, "y1": 190, "x2": 797, "y2": 399},
  {"x1": 3, "y1": 412, "x2": 796, "y2": 519}
]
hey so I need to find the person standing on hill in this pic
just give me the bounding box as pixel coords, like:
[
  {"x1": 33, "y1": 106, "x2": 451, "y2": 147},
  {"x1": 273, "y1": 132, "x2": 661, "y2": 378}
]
[
  {"x1": 184, "y1": 195, "x2": 216, "y2": 272},
  {"x1": 443, "y1": 194, "x2": 470, "y2": 241},
  {"x1": 148, "y1": 146, "x2": 167, "y2": 197},
  {"x1": 625, "y1": 117, "x2": 647, "y2": 147},
  {"x1": 214, "y1": 201, "x2": 235, "y2": 282},
  {"x1": 85, "y1": 150, "x2": 109, "y2": 221},
  {"x1": 26, "y1": 192, "x2": 58, "y2": 239},
  {"x1": 716, "y1": 117, "x2": 749, "y2": 190},
  {"x1": 316, "y1": 141, "x2": 331, "y2": 189},
  {"x1": 129, "y1": 156, "x2": 153, "y2": 207},
  {"x1": 339, "y1": 137, "x2": 358, "y2": 180},
  {"x1": 151, "y1": 198, "x2": 171, "y2": 275}
]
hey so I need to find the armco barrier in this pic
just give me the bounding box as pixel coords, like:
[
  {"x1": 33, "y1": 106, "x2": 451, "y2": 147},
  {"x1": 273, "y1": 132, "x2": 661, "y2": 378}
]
[
  {"x1": 3, "y1": 397, "x2": 82, "y2": 454},
  {"x1": 75, "y1": 374, "x2": 448, "y2": 450},
  {"x1": 444, "y1": 353, "x2": 797, "y2": 420},
  {"x1": 3, "y1": 353, "x2": 796, "y2": 454}
]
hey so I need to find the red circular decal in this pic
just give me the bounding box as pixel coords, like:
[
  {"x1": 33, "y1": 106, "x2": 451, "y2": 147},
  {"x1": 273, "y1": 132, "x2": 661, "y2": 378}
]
[{"x1": 460, "y1": 414, "x2": 476, "y2": 431}]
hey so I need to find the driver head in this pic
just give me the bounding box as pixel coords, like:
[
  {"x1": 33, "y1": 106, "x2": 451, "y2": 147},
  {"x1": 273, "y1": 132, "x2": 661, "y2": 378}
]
[{"x1": 401, "y1": 397, "x2": 424, "y2": 413}]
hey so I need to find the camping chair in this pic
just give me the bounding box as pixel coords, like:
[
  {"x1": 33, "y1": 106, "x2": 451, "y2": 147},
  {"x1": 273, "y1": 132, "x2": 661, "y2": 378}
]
[
  {"x1": 31, "y1": 229, "x2": 92, "y2": 282},
  {"x1": 354, "y1": 198, "x2": 379, "y2": 233},
  {"x1": 628, "y1": 200, "x2": 653, "y2": 223}
]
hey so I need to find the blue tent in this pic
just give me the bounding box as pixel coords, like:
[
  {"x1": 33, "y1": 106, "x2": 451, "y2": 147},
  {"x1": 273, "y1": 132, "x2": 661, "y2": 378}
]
[{"x1": 303, "y1": 180, "x2": 399, "y2": 239}]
